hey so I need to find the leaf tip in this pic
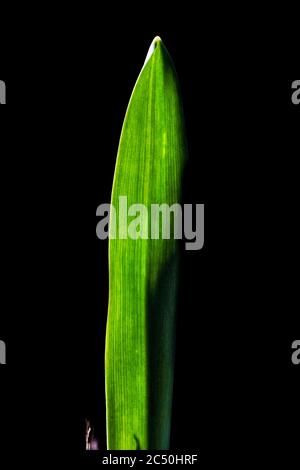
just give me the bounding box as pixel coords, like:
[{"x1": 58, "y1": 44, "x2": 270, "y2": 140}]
[
  {"x1": 152, "y1": 35, "x2": 162, "y2": 45},
  {"x1": 144, "y1": 35, "x2": 163, "y2": 66}
]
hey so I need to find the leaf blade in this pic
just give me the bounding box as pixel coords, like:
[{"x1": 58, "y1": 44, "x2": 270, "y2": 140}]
[{"x1": 105, "y1": 37, "x2": 188, "y2": 450}]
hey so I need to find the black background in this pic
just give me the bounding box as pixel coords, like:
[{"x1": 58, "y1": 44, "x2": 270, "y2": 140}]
[{"x1": 0, "y1": 16, "x2": 299, "y2": 465}]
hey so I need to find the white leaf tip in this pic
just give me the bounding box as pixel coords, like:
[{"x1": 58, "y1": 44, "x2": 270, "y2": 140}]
[
  {"x1": 153, "y1": 36, "x2": 162, "y2": 44},
  {"x1": 144, "y1": 36, "x2": 163, "y2": 66}
]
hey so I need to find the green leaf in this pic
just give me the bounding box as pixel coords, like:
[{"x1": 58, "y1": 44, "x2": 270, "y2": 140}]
[{"x1": 105, "y1": 36, "x2": 188, "y2": 450}]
